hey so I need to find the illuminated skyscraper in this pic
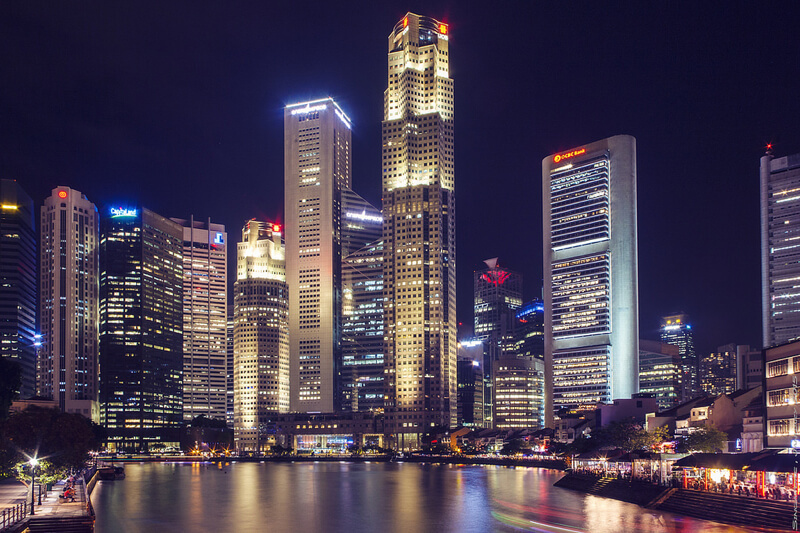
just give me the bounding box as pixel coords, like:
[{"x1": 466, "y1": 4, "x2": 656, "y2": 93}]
[
  {"x1": 660, "y1": 313, "x2": 696, "y2": 401},
  {"x1": 493, "y1": 355, "x2": 543, "y2": 430},
  {"x1": 700, "y1": 343, "x2": 737, "y2": 396},
  {"x1": 0, "y1": 180, "x2": 36, "y2": 399},
  {"x1": 100, "y1": 206, "x2": 183, "y2": 451},
  {"x1": 638, "y1": 340, "x2": 681, "y2": 410},
  {"x1": 39, "y1": 187, "x2": 99, "y2": 420},
  {"x1": 473, "y1": 258, "x2": 522, "y2": 425},
  {"x1": 543, "y1": 135, "x2": 639, "y2": 424},
  {"x1": 284, "y1": 97, "x2": 353, "y2": 413},
  {"x1": 171, "y1": 217, "x2": 228, "y2": 423},
  {"x1": 382, "y1": 13, "x2": 457, "y2": 445},
  {"x1": 761, "y1": 149, "x2": 800, "y2": 347},
  {"x1": 233, "y1": 220, "x2": 289, "y2": 452}
]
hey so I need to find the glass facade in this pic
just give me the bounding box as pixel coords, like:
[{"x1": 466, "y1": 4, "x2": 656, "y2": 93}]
[
  {"x1": 0, "y1": 180, "x2": 37, "y2": 400},
  {"x1": 100, "y1": 207, "x2": 183, "y2": 452}
]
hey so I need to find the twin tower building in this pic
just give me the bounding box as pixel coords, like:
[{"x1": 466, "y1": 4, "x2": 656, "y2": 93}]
[{"x1": 9, "y1": 13, "x2": 640, "y2": 452}]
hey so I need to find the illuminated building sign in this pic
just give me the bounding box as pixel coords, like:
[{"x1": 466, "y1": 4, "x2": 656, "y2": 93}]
[
  {"x1": 290, "y1": 104, "x2": 327, "y2": 115},
  {"x1": 439, "y1": 23, "x2": 448, "y2": 35},
  {"x1": 346, "y1": 211, "x2": 382, "y2": 224},
  {"x1": 58, "y1": 190, "x2": 68, "y2": 199},
  {"x1": 272, "y1": 224, "x2": 281, "y2": 233},
  {"x1": 1, "y1": 204, "x2": 18, "y2": 210},
  {"x1": 214, "y1": 233, "x2": 224, "y2": 245},
  {"x1": 553, "y1": 147, "x2": 586, "y2": 163},
  {"x1": 481, "y1": 269, "x2": 510, "y2": 286},
  {"x1": 110, "y1": 207, "x2": 137, "y2": 218}
]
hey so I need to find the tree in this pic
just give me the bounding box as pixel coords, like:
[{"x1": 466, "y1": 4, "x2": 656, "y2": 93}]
[
  {"x1": 500, "y1": 439, "x2": 532, "y2": 456},
  {"x1": 592, "y1": 421, "x2": 672, "y2": 452},
  {"x1": 0, "y1": 406, "x2": 100, "y2": 479},
  {"x1": 683, "y1": 426, "x2": 728, "y2": 453}
]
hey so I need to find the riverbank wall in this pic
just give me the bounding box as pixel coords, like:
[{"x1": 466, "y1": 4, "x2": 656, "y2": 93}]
[{"x1": 555, "y1": 473, "x2": 797, "y2": 531}]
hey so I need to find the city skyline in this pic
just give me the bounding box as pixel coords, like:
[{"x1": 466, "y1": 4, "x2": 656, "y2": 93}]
[{"x1": 2, "y1": 3, "x2": 800, "y2": 357}]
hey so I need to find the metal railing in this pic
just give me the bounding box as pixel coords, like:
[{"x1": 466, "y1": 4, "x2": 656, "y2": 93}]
[{"x1": 0, "y1": 502, "x2": 28, "y2": 531}]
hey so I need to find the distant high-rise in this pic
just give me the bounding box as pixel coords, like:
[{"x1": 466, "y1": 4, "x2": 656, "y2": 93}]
[
  {"x1": 638, "y1": 340, "x2": 681, "y2": 410},
  {"x1": 493, "y1": 355, "x2": 543, "y2": 430},
  {"x1": 284, "y1": 97, "x2": 353, "y2": 414},
  {"x1": 226, "y1": 304, "x2": 234, "y2": 428},
  {"x1": 700, "y1": 343, "x2": 737, "y2": 396},
  {"x1": 171, "y1": 217, "x2": 228, "y2": 423},
  {"x1": 40, "y1": 187, "x2": 99, "y2": 420},
  {"x1": 233, "y1": 220, "x2": 289, "y2": 452},
  {"x1": 100, "y1": 206, "x2": 183, "y2": 452},
  {"x1": 512, "y1": 299, "x2": 546, "y2": 428},
  {"x1": 382, "y1": 12, "x2": 457, "y2": 446},
  {"x1": 660, "y1": 313, "x2": 697, "y2": 401},
  {"x1": 473, "y1": 258, "x2": 522, "y2": 425},
  {"x1": 0, "y1": 180, "x2": 37, "y2": 399},
  {"x1": 761, "y1": 149, "x2": 800, "y2": 347},
  {"x1": 543, "y1": 135, "x2": 639, "y2": 423}
]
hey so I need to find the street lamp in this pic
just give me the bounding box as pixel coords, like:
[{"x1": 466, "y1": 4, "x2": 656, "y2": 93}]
[{"x1": 28, "y1": 457, "x2": 38, "y2": 515}]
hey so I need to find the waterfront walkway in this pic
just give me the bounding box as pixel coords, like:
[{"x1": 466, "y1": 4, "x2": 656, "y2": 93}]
[{"x1": 0, "y1": 474, "x2": 93, "y2": 532}]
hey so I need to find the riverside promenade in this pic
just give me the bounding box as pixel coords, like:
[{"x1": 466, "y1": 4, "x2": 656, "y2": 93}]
[{"x1": 0, "y1": 473, "x2": 94, "y2": 533}]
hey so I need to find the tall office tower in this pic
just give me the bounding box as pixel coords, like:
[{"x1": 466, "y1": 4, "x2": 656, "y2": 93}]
[
  {"x1": 761, "y1": 149, "x2": 800, "y2": 347},
  {"x1": 513, "y1": 300, "x2": 546, "y2": 428},
  {"x1": 382, "y1": 13, "x2": 457, "y2": 446},
  {"x1": 638, "y1": 340, "x2": 681, "y2": 410},
  {"x1": 700, "y1": 343, "x2": 737, "y2": 396},
  {"x1": 493, "y1": 355, "x2": 543, "y2": 430},
  {"x1": 171, "y1": 217, "x2": 228, "y2": 423},
  {"x1": 543, "y1": 135, "x2": 639, "y2": 424},
  {"x1": 226, "y1": 304, "x2": 234, "y2": 428},
  {"x1": 284, "y1": 97, "x2": 353, "y2": 413},
  {"x1": 660, "y1": 313, "x2": 696, "y2": 401},
  {"x1": 474, "y1": 258, "x2": 523, "y2": 425},
  {"x1": 0, "y1": 180, "x2": 37, "y2": 399},
  {"x1": 100, "y1": 206, "x2": 183, "y2": 452},
  {"x1": 233, "y1": 220, "x2": 289, "y2": 452},
  {"x1": 39, "y1": 187, "x2": 99, "y2": 420},
  {"x1": 341, "y1": 240, "x2": 384, "y2": 412}
]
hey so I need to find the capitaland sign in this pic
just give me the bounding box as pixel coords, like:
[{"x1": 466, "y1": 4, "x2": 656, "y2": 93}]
[
  {"x1": 346, "y1": 211, "x2": 382, "y2": 223},
  {"x1": 553, "y1": 148, "x2": 586, "y2": 163},
  {"x1": 110, "y1": 207, "x2": 137, "y2": 218}
]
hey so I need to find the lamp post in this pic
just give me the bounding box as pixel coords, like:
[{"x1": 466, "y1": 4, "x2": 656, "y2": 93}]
[{"x1": 28, "y1": 457, "x2": 38, "y2": 515}]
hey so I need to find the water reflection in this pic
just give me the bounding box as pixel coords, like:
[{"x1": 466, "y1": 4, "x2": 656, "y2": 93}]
[{"x1": 93, "y1": 463, "x2": 755, "y2": 533}]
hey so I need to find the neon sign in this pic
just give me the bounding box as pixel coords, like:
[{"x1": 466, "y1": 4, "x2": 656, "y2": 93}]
[
  {"x1": 214, "y1": 233, "x2": 224, "y2": 245},
  {"x1": 553, "y1": 148, "x2": 586, "y2": 163},
  {"x1": 346, "y1": 211, "x2": 382, "y2": 223},
  {"x1": 481, "y1": 269, "x2": 510, "y2": 286},
  {"x1": 110, "y1": 207, "x2": 137, "y2": 218},
  {"x1": 272, "y1": 224, "x2": 281, "y2": 233},
  {"x1": 290, "y1": 104, "x2": 327, "y2": 115},
  {"x1": 439, "y1": 23, "x2": 448, "y2": 35},
  {"x1": 58, "y1": 190, "x2": 68, "y2": 199}
]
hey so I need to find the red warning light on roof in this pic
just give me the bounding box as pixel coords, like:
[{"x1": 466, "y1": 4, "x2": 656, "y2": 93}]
[
  {"x1": 553, "y1": 148, "x2": 586, "y2": 164},
  {"x1": 439, "y1": 23, "x2": 448, "y2": 35},
  {"x1": 272, "y1": 224, "x2": 281, "y2": 233},
  {"x1": 57, "y1": 190, "x2": 68, "y2": 199}
]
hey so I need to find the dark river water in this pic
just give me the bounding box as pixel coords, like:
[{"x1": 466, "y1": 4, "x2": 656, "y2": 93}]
[{"x1": 91, "y1": 462, "x2": 753, "y2": 533}]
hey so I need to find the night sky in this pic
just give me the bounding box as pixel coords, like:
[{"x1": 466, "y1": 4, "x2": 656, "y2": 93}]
[{"x1": 2, "y1": 2, "x2": 799, "y2": 357}]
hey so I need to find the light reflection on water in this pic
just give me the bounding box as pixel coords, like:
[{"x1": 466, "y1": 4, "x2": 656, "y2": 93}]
[{"x1": 92, "y1": 462, "x2": 754, "y2": 533}]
